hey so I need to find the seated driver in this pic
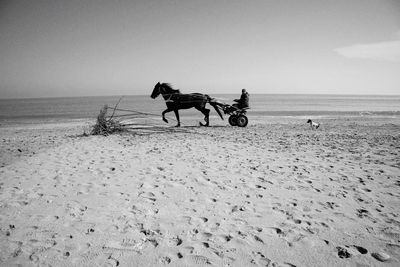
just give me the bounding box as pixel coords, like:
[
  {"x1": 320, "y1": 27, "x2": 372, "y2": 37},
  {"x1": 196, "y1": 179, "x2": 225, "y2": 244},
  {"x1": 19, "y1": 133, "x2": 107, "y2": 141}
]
[{"x1": 232, "y1": 89, "x2": 249, "y2": 109}]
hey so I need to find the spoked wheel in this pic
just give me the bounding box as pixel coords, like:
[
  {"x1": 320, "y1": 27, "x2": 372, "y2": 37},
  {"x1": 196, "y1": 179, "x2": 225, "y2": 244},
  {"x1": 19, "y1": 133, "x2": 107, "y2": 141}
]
[
  {"x1": 228, "y1": 115, "x2": 237, "y2": 126},
  {"x1": 236, "y1": 115, "x2": 248, "y2": 127}
]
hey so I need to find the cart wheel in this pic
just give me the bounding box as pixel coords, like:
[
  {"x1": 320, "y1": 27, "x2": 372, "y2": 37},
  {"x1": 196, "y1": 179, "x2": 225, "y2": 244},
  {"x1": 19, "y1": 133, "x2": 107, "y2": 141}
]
[
  {"x1": 228, "y1": 115, "x2": 237, "y2": 126},
  {"x1": 236, "y1": 115, "x2": 248, "y2": 127}
]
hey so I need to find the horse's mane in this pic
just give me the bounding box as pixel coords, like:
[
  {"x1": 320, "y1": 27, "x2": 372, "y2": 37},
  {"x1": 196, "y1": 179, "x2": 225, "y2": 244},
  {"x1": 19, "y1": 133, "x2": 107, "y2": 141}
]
[{"x1": 161, "y1": 83, "x2": 181, "y2": 94}]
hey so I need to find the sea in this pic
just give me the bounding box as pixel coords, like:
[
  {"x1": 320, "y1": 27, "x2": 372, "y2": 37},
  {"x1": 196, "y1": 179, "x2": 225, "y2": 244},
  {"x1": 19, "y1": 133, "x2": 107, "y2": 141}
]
[{"x1": 1, "y1": 94, "x2": 400, "y2": 125}]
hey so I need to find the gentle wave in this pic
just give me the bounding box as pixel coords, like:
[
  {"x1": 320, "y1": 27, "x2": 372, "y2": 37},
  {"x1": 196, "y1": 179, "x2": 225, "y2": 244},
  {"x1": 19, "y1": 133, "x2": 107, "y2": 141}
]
[{"x1": 1, "y1": 94, "x2": 399, "y2": 123}]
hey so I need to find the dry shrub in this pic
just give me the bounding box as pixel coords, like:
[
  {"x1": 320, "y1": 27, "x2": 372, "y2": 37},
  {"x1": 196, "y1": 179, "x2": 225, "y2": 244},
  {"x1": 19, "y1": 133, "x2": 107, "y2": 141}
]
[{"x1": 91, "y1": 105, "x2": 124, "y2": 135}]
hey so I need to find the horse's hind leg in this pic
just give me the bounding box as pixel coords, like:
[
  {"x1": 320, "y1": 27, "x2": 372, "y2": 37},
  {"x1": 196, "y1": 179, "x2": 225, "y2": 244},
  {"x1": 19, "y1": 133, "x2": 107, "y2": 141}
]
[
  {"x1": 173, "y1": 110, "x2": 180, "y2": 127},
  {"x1": 198, "y1": 108, "x2": 210, "y2": 126}
]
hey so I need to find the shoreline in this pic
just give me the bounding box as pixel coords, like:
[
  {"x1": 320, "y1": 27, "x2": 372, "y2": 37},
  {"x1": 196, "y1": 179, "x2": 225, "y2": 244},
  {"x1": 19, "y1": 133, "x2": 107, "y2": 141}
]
[
  {"x1": 1, "y1": 110, "x2": 400, "y2": 125},
  {"x1": 1, "y1": 115, "x2": 399, "y2": 168}
]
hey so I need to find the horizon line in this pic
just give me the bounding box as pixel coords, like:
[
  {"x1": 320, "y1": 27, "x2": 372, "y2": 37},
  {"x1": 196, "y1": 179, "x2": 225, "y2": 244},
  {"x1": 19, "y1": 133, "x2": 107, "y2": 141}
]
[{"x1": 1, "y1": 92, "x2": 400, "y2": 100}]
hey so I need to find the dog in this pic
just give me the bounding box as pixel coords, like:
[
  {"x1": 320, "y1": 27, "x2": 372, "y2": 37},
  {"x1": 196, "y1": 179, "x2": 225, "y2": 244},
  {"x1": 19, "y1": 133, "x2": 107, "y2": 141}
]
[{"x1": 307, "y1": 119, "x2": 320, "y2": 130}]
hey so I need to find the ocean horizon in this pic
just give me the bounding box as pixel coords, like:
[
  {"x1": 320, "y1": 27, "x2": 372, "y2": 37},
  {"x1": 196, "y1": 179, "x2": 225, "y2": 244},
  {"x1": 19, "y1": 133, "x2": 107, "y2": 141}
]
[{"x1": 1, "y1": 94, "x2": 400, "y2": 124}]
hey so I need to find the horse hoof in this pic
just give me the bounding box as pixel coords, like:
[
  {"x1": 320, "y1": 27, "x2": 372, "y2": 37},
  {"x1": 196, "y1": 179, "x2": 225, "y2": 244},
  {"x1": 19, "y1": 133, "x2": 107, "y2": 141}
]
[{"x1": 175, "y1": 124, "x2": 180, "y2": 127}]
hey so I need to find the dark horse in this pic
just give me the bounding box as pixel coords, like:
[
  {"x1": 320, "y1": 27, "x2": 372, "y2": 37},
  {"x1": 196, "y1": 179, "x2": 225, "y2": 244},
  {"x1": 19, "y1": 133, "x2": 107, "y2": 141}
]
[{"x1": 150, "y1": 82, "x2": 223, "y2": 127}]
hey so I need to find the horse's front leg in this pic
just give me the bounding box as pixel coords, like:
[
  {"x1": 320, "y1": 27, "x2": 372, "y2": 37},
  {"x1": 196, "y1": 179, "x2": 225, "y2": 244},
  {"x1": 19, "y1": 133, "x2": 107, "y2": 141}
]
[
  {"x1": 173, "y1": 110, "x2": 180, "y2": 127},
  {"x1": 162, "y1": 108, "x2": 173, "y2": 123}
]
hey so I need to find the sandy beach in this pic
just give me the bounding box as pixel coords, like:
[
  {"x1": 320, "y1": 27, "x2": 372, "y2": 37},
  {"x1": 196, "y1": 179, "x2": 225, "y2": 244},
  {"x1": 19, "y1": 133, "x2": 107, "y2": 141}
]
[{"x1": 0, "y1": 116, "x2": 399, "y2": 266}]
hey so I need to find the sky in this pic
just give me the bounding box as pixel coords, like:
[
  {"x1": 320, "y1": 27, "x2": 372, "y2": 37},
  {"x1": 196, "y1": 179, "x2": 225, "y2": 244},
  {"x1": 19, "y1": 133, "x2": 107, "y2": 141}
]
[{"x1": 0, "y1": 0, "x2": 399, "y2": 98}]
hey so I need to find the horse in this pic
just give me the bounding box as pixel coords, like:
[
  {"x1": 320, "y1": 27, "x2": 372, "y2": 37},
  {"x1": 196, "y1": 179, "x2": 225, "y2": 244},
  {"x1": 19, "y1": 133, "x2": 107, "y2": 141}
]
[{"x1": 150, "y1": 82, "x2": 224, "y2": 127}]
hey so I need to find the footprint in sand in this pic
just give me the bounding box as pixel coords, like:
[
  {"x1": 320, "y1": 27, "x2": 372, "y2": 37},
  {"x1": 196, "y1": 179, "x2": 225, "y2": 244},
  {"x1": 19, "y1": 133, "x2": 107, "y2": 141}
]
[
  {"x1": 76, "y1": 248, "x2": 104, "y2": 266},
  {"x1": 209, "y1": 198, "x2": 217, "y2": 203},
  {"x1": 187, "y1": 255, "x2": 212, "y2": 265},
  {"x1": 202, "y1": 242, "x2": 210, "y2": 248},
  {"x1": 272, "y1": 262, "x2": 297, "y2": 267},
  {"x1": 66, "y1": 202, "x2": 88, "y2": 218},
  {"x1": 103, "y1": 238, "x2": 144, "y2": 257},
  {"x1": 217, "y1": 234, "x2": 232, "y2": 243},
  {"x1": 266, "y1": 227, "x2": 285, "y2": 237},
  {"x1": 200, "y1": 217, "x2": 208, "y2": 223},
  {"x1": 324, "y1": 201, "x2": 339, "y2": 210},
  {"x1": 138, "y1": 191, "x2": 157, "y2": 202},
  {"x1": 336, "y1": 246, "x2": 351, "y2": 258},
  {"x1": 253, "y1": 235, "x2": 264, "y2": 244},
  {"x1": 159, "y1": 256, "x2": 172, "y2": 264},
  {"x1": 231, "y1": 205, "x2": 246, "y2": 213},
  {"x1": 380, "y1": 229, "x2": 400, "y2": 242},
  {"x1": 251, "y1": 251, "x2": 271, "y2": 266},
  {"x1": 318, "y1": 221, "x2": 330, "y2": 229},
  {"x1": 237, "y1": 231, "x2": 247, "y2": 239},
  {"x1": 255, "y1": 184, "x2": 267, "y2": 190},
  {"x1": 29, "y1": 252, "x2": 39, "y2": 263},
  {"x1": 107, "y1": 255, "x2": 120, "y2": 266},
  {"x1": 166, "y1": 236, "x2": 182, "y2": 247},
  {"x1": 352, "y1": 245, "x2": 368, "y2": 254},
  {"x1": 356, "y1": 208, "x2": 369, "y2": 218},
  {"x1": 371, "y1": 252, "x2": 391, "y2": 262}
]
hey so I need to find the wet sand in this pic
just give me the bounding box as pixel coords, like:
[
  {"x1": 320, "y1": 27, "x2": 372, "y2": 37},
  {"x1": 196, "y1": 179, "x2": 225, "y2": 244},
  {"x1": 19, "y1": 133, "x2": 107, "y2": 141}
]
[{"x1": 0, "y1": 116, "x2": 399, "y2": 266}]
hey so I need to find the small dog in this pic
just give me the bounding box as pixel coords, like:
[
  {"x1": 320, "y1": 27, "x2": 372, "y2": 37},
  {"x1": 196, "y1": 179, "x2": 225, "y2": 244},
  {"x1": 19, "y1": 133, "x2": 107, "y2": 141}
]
[{"x1": 307, "y1": 119, "x2": 320, "y2": 130}]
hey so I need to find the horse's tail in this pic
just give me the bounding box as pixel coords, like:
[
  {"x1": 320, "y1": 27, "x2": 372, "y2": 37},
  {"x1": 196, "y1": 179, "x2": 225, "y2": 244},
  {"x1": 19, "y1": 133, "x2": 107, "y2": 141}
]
[{"x1": 206, "y1": 95, "x2": 224, "y2": 120}]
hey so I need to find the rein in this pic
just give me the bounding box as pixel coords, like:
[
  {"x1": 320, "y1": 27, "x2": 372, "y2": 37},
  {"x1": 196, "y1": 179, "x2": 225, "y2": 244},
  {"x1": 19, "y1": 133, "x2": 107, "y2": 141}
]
[{"x1": 157, "y1": 84, "x2": 215, "y2": 104}]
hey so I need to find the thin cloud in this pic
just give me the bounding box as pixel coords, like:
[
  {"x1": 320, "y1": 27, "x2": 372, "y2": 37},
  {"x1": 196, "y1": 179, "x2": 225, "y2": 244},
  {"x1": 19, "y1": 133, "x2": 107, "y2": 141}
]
[{"x1": 335, "y1": 40, "x2": 400, "y2": 62}]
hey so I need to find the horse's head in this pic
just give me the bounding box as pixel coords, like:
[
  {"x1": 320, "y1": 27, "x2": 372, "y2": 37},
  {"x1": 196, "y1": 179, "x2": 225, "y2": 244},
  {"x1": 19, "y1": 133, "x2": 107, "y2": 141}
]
[{"x1": 151, "y1": 82, "x2": 162, "y2": 99}]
